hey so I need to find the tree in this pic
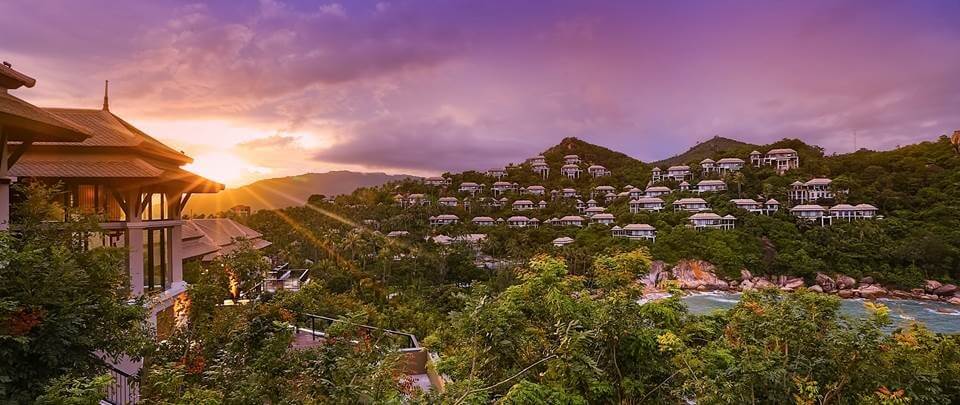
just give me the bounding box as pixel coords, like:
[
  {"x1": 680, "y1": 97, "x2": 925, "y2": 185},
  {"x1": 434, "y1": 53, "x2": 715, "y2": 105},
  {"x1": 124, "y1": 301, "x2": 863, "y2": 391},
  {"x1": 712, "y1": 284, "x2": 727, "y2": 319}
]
[{"x1": 0, "y1": 183, "x2": 150, "y2": 401}]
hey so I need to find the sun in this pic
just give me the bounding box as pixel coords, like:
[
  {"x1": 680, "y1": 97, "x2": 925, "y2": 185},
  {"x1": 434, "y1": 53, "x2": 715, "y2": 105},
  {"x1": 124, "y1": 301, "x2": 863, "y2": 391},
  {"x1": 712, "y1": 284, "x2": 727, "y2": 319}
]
[{"x1": 184, "y1": 152, "x2": 268, "y2": 187}]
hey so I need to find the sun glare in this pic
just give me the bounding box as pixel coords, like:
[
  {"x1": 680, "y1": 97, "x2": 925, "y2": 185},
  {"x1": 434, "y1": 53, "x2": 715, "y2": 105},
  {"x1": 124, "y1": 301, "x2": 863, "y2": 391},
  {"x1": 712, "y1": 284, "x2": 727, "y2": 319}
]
[{"x1": 184, "y1": 152, "x2": 270, "y2": 187}]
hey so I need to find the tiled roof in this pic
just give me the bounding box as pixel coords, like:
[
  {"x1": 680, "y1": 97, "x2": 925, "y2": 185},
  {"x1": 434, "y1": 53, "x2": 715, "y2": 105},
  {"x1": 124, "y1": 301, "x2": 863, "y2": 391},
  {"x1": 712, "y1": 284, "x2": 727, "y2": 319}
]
[
  {"x1": 0, "y1": 92, "x2": 91, "y2": 142},
  {"x1": 183, "y1": 218, "x2": 271, "y2": 261},
  {"x1": 0, "y1": 63, "x2": 36, "y2": 89},
  {"x1": 623, "y1": 224, "x2": 655, "y2": 231},
  {"x1": 38, "y1": 108, "x2": 189, "y2": 162},
  {"x1": 8, "y1": 157, "x2": 163, "y2": 178}
]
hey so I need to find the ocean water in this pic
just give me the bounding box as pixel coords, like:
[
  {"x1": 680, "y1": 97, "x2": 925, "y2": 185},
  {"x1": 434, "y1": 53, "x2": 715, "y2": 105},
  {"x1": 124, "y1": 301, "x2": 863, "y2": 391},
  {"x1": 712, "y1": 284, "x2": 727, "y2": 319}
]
[{"x1": 682, "y1": 291, "x2": 960, "y2": 334}]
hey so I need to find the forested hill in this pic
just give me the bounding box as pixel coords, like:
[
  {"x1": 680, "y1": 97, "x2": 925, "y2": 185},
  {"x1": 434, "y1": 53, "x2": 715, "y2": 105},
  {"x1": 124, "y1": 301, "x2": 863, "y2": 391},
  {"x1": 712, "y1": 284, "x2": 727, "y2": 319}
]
[
  {"x1": 652, "y1": 135, "x2": 757, "y2": 167},
  {"x1": 543, "y1": 137, "x2": 646, "y2": 173}
]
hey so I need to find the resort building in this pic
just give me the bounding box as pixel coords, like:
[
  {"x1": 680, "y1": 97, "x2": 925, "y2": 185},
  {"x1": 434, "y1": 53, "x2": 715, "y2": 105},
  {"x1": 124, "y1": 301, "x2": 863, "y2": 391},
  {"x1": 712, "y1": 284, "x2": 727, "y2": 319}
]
[
  {"x1": 789, "y1": 178, "x2": 834, "y2": 203},
  {"x1": 471, "y1": 216, "x2": 495, "y2": 226},
  {"x1": 7, "y1": 84, "x2": 224, "y2": 341},
  {"x1": 429, "y1": 214, "x2": 460, "y2": 226},
  {"x1": 486, "y1": 168, "x2": 507, "y2": 179},
  {"x1": 182, "y1": 218, "x2": 271, "y2": 263},
  {"x1": 576, "y1": 199, "x2": 586, "y2": 213},
  {"x1": 689, "y1": 212, "x2": 736, "y2": 230},
  {"x1": 491, "y1": 181, "x2": 517, "y2": 195},
  {"x1": 0, "y1": 63, "x2": 91, "y2": 230},
  {"x1": 644, "y1": 186, "x2": 672, "y2": 198},
  {"x1": 538, "y1": 200, "x2": 548, "y2": 209},
  {"x1": 716, "y1": 157, "x2": 746, "y2": 172},
  {"x1": 564, "y1": 154, "x2": 581, "y2": 164},
  {"x1": 695, "y1": 180, "x2": 727, "y2": 194},
  {"x1": 403, "y1": 194, "x2": 429, "y2": 207},
  {"x1": 559, "y1": 215, "x2": 585, "y2": 227},
  {"x1": 700, "y1": 158, "x2": 716, "y2": 173},
  {"x1": 531, "y1": 162, "x2": 549, "y2": 179},
  {"x1": 673, "y1": 197, "x2": 710, "y2": 212},
  {"x1": 629, "y1": 197, "x2": 665, "y2": 212},
  {"x1": 229, "y1": 205, "x2": 251, "y2": 217},
  {"x1": 458, "y1": 182, "x2": 482, "y2": 194},
  {"x1": 524, "y1": 185, "x2": 546, "y2": 195},
  {"x1": 764, "y1": 199, "x2": 781, "y2": 214},
  {"x1": 552, "y1": 236, "x2": 574, "y2": 247},
  {"x1": 506, "y1": 216, "x2": 533, "y2": 228},
  {"x1": 679, "y1": 181, "x2": 690, "y2": 192},
  {"x1": 730, "y1": 198, "x2": 764, "y2": 213},
  {"x1": 586, "y1": 199, "x2": 598, "y2": 208},
  {"x1": 591, "y1": 213, "x2": 615, "y2": 225},
  {"x1": 604, "y1": 192, "x2": 618, "y2": 203},
  {"x1": 751, "y1": 148, "x2": 800, "y2": 173},
  {"x1": 628, "y1": 187, "x2": 644, "y2": 199},
  {"x1": 526, "y1": 155, "x2": 546, "y2": 165},
  {"x1": 588, "y1": 164, "x2": 610, "y2": 177},
  {"x1": 512, "y1": 199, "x2": 535, "y2": 211},
  {"x1": 560, "y1": 188, "x2": 578, "y2": 198},
  {"x1": 665, "y1": 165, "x2": 691, "y2": 181},
  {"x1": 438, "y1": 197, "x2": 458, "y2": 207},
  {"x1": 584, "y1": 206, "x2": 606, "y2": 217},
  {"x1": 424, "y1": 176, "x2": 451, "y2": 186},
  {"x1": 613, "y1": 224, "x2": 656, "y2": 241},
  {"x1": 561, "y1": 164, "x2": 581, "y2": 179},
  {"x1": 593, "y1": 185, "x2": 615, "y2": 197},
  {"x1": 651, "y1": 167, "x2": 662, "y2": 182},
  {"x1": 829, "y1": 204, "x2": 879, "y2": 221},
  {"x1": 790, "y1": 204, "x2": 829, "y2": 224}
]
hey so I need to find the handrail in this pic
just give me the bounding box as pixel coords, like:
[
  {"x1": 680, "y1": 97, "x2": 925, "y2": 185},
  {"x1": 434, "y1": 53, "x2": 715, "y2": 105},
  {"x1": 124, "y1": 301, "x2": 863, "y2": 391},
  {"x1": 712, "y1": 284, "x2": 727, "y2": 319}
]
[
  {"x1": 301, "y1": 313, "x2": 421, "y2": 349},
  {"x1": 101, "y1": 360, "x2": 139, "y2": 405}
]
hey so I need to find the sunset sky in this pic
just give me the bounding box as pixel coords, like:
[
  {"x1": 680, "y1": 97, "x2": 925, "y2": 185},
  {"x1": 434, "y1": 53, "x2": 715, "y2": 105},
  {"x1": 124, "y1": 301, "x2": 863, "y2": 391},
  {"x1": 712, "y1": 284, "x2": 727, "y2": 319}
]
[{"x1": 1, "y1": 0, "x2": 958, "y2": 187}]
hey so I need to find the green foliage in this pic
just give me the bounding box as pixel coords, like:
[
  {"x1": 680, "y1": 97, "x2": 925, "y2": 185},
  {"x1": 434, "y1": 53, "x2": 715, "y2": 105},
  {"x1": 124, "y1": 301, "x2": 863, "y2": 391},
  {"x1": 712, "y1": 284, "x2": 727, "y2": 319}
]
[
  {"x1": 35, "y1": 373, "x2": 112, "y2": 405},
  {"x1": 0, "y1": 183, "x2": 150, "y2": 402}
]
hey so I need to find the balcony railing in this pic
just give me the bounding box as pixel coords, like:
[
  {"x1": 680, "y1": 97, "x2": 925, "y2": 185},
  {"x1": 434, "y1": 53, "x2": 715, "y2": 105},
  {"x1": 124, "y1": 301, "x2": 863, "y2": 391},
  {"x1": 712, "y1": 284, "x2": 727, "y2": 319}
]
[{"x1": 102, "y1": 361, "x2": 139, "y2": 405}]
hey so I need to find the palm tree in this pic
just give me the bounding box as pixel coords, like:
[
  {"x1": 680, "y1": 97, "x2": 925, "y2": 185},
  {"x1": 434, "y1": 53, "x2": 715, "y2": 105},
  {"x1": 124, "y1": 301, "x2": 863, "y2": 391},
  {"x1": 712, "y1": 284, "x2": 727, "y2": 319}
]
[{"x1": 732, "y1": 171, "x2": 745, "y2": 198}]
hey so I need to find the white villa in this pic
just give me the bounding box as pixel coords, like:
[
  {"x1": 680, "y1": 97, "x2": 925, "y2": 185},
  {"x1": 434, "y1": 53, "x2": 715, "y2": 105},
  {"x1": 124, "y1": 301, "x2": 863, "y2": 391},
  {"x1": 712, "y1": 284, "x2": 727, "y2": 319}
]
[
  {"x1": 438, "y1": 196, "x2": 458, "y2": 207},
  {"x1": 588, "y1": 164, "x2": 610, "y2": 177},
  {"x1": 538, "y1": 200, "x2": 548, "y2": 209},
  {"x1": 491, "y1": 181, "x2": 517, "y2": 195},
  {"x1": 584, "y1": 206, "x2": 606, "y2": 217},
  {"x1": 531, "y1": 162, "x2": 550, "y2": 178},
  {"x1": 552, "y1": 236, "x2": 575, "y2": 247},
  {"x1": 689, "y1": 212, "x2": 736, "y2": 230},
  {"x1": 830, "y1": 204, "x2": 879, "y2": 221},
  {"x1": 561, "y1": 164, "x2": 582, "y2": 179},
  {"x1": 586, "y1": 199, "x2": 598, "y2": 208},
  {"x1": 512, "y1": 199, "x2": 535, "y2": 211},
  {"x1": 526, "y1": 155, "x2": 546, "y2": 165},
  {"x1": 459, "y1": 182, "x2": 483, "y2": 194},
  {"x1": 524, "y1": 185, "x2": 546, "y2": 195},
  {"x1": 429, "y1": 214, "x2": 460, "y2": 226},
  {"x1": 576, "y1": 199, "x2": 586, "y2": 212},
  {"x1": 471, "y1": 216, "x2": 495, "y2": 226},
  {"x1": 628, "y1": 187, "x2": 644, "y2": 199},
  {"x1": 559, "y1": 215, "x2": 585, "y2": 227},
  {"x1": 594, "y1": 185, "x2": 616, "y2": 196},
  {"x1": 507, "y1": 216, "x2": 536, "y2": 228},
  {"x1": 486, "y1": 168, "x2": 507, "y2": 179},
  {"x1": 717, "y1": 157, "x2": 746, "y2": 172},
  {"x1": 424, "y1": 176, "x2": 451, "y2": 186},
  {"x1": 731, "y1": 198, "x2": 763, "y2": 213},
  {"x1": 765, "y1": 199, "x2": 781, "y2": 213},
  {"x1": 403, "y1": 194, "x2": 430, "y2": 207},
  {"x1": 564, "y1": 154, "x2": 581, "y2": 164},
  {"x1": 790, "y1": 204, "x2": 829, "y2": 224},
  {"x1": 613, "y1": 224, "x2": 656, "y2": 241},
  {"x1": 666, "y1": 165, "x2": 691, "y2": 181},
  {"x1": 645, "y1": 186, "x2": 672, "y2": 197},
  {"x1": 591, "y1": 213, "x2": 616, "y2": 225},
  {"x1": 673, "y1": 197, "x2": 710, "y2": 212},
  {"x1": 696, "y1": 180, "x2": 727, "y2": 193},
  {"x1": 560, "y1": 188, "x2": 578, "y2": 198},
  {"x1": 700, "y1": 158, "x2": 716, "y2": 173},
  {"x1": 679, "y1": 181, "x2": 690, "y2": 191},
  {"x1": 604, "y1": 192, "x2": 618, "y2": 203},
  {"x1": 750, "y1": 148, "x2": 800, "y2": 173},
  {"x1": 630, "y1": 197, "x2": 665, "y2": 212},
  {"x1": 789, "y1": 178, "x2": 834, "y2": 203}
]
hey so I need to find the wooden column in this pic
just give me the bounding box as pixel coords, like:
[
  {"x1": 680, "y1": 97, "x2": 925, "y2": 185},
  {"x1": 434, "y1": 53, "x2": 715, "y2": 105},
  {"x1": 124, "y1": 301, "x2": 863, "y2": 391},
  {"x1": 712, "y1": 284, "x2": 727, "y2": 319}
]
[
  {"x1": 124, "y1": 190, "x2": 144, "y2": 297},
  {"x1": 0, "y1": 125, "x2": 8, "y2": 230},
  {"x1": 165, "y1": 192, "x2": 183, "y2": 286}
]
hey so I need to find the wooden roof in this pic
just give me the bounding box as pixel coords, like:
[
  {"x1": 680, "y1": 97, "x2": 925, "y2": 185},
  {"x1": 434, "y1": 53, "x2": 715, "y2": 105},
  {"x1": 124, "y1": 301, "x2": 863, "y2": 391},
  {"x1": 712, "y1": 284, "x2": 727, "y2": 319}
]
[{"x1": 0, "y1": 92, "x2": 91, "y2": 142}]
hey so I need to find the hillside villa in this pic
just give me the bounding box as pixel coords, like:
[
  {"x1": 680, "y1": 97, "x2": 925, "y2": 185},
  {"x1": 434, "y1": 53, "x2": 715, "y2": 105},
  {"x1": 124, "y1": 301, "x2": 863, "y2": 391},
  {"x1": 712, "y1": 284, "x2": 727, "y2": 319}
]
[
  {"x1": 559, "y1": 215, "x2": 585, "y2": 227},
  {"x1": 492, "y1": 181, "x2": 517, "y2": 195},
  {"x1": 588, "y1": 164, "x2": 610, "y2": 176},
  {"x1": 523, "y1": 185, "x2": 546, "y2": 195},
  {"x1": 591, "y1": 213, "x2": 615, "y2": 225},
  {"x1": 612, "y1": 223, "x2": 656, "y2": 241},
  {"x1": 673, "y1": 197, "x2": 710, "y2": 212},
  {"x1": 696, "y1": 179, "x2": 727, "y2": 193},
  {"x1": 552, "y1": 236, "x2": 574, "y2": 247},
  {"x1": 471, "y1": 216, "x2": 495, "y2": 226},
  {"x1": 424, "y1": 176, "x2": 450, "y2": 186},
  {"x1": 561, "y1": 164, "x2": 581, "y2": 178},
  {"x1": 716, "y1": 157, "x2": 746, "y2": 172},
  {"x1": 630, "y1": 197, "x2": 665, "y2": 212},
  {"x1": 789, "y1": 178, "x2": 834, "y2": 202},
  {"x1": 644, "y1": 186, "x2": 672, "y2": 197},
  {"x1": 750, "y1": 148, "x2": 800, "y2": 173},
  {"x1": 458, "y1": 182, "x2": 482, "y2": 194},
  {"x1": 429, "y1": 214, "x2": 460, "y2": 226},
  {"x1": 512, "y1": 199, "x2": 535, "y2": 211},
  {"x1": 689, "y1": 212, "x2": 736, "y2": 230},
  {"x1": 486, "y1": 168, "x2": 506, "y2": 179},
  {"x1": 438, "y1": 196, "x2": 458, "y2": 207},
  {"x1": 531, "y1": 162, "x2": 549, "y2": 178},
  {"x1": 564, "y1": 154, "x2": 581, "y2": 164},
  {"x1": 526, "y1": 155, "x2": 546, "y2": 165}
]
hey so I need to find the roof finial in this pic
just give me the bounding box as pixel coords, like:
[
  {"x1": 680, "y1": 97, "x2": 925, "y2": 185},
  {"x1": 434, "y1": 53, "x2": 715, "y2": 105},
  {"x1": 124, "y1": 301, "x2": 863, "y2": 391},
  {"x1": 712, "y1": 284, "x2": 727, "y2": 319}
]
[{"x1": 102, "y1": 80, "x2": 109, "y2": 111}]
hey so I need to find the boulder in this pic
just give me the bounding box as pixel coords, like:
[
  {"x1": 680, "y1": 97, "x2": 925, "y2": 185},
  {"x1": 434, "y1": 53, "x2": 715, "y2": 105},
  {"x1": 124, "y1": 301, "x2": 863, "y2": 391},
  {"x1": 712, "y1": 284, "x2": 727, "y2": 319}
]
[
  {"x1": 934, "y1": 284, "x2": 958, "y2": 296},
  {"x1": 809, "y1": 285, "x2": 824, "y2": 293},
  {"x1": 815, "y1": 273, "x2": 836, "y2": 292},
  {"x1": 910, "y1": 288, "x2": 925, "y2": 296},
  {"x1": 836, "y1": 275, "x2": 857, "y2": 290},
  {"x1": 858, "y1": 285, "x2": 888, "y2": 300},
  {"x1": 671, "y1": 260, "x2": 724, "y2": 290},
  {"x1": 740, "y1": 280, "x2": 755, "y2": 291},
  {"x1": 859, "y1": 276, "x2": 875, "y2": 285},
  {"x1": 921, "y1": 294, "x2": 940, "y2": 301},
  {"x1": 838, "y1": 289, "x2": 855, "y2": 298},
  {"x1": 925, "y1": 280, "x2": 943, "y2": 293},
  {"x1": 889, "y1": 290, "x2": 912, "y2": 299},
  {"x1": 754, "y1": 278, "x2": 776, "y2": 289},
  {"x1": 948, "y1": 297, "x2": 960, "y2": 306},
  {"x1": 641, "y1": 261, "x2": 670, "y2": 290},
  {"x1": 740, "y1": 269, "x2": 753, "y2": 281},
  {"x1": 783, "y1": 277, "x2": 805, "y2": 290}
]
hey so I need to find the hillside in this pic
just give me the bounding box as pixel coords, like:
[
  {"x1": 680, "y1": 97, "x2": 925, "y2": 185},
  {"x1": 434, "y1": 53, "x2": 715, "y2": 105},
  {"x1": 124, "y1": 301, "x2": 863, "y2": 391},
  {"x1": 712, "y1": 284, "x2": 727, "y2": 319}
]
[
  {"x1": 543, "y1": 137, "x2": 646, "y2": 172},
  {"x1": 651, "y1": 135, "x2": 757, "y2": 167},
  {"x1": 185, "y1": 171, "x2": 417, "y2": 214}
]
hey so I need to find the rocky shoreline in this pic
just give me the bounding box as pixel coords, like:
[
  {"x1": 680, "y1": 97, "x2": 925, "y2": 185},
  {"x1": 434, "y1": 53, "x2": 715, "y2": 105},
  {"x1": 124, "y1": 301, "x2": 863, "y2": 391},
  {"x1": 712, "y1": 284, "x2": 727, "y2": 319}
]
[{"x1": 642, "y1": 260, "x2": 960, "y2": 306}]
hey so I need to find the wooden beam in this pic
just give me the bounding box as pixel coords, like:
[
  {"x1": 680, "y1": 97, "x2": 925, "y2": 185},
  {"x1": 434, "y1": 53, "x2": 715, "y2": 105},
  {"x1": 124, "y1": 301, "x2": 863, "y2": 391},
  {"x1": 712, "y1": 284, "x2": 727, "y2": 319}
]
[
  {"x1": 6, "y1": 139, "x2": 32, "y2": 169},
  {"x1": 138, "y1": 192, "x2": 151, "y2": 217},
  {"x1": 179, "y1": 193, "x2": 192, "y2": 216},
  {"x1": 112, "y1": 190, "x2": 129, "y2": 218},
  {"x1": 0, "y1": 125, "x2": 8, "y2": 177}
]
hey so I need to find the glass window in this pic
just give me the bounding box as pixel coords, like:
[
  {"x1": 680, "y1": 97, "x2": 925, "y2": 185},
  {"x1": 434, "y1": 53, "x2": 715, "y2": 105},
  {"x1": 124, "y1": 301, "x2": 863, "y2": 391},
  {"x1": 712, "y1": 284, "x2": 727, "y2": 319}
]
[{"x1": 144, "y1": 227, "x2": 172, "y2": 292}]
